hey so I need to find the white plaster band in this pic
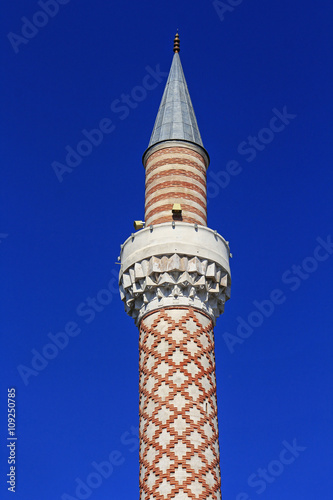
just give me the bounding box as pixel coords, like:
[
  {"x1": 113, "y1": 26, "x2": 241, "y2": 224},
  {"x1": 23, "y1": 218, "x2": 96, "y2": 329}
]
[{"x1": 120, "y1": 222, "x2": 230, "y2": 278}]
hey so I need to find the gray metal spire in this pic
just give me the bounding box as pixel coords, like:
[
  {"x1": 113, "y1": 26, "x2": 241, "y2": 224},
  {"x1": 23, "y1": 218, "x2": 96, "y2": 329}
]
[{"x1": 147, "y1": 35, "x2": 204, "y2": 149}]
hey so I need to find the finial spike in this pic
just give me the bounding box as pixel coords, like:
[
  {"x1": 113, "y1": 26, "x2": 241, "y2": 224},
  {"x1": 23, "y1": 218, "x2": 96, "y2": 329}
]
[{"x1": 173, "y1": 32, "x2": 180, "y2": 53}]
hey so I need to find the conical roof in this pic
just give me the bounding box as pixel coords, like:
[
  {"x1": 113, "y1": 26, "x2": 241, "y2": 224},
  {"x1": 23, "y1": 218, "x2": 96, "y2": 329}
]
[{"x1": 147, "y1": 51, "x2": 204, "y2": 149}]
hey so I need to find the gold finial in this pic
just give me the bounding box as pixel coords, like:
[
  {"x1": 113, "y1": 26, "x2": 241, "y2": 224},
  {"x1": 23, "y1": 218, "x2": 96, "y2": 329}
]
[{"x1": 173, "y1": 32, "x2": 180, "y2": 53}]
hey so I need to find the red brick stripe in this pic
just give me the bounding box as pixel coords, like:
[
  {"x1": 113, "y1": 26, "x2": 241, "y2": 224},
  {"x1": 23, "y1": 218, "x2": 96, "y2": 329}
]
[
  {"x1": 145, "y1": 191, "x2": 206, "y2": 213},
  {"x1": 146, "y1": 168, "x2": 206, "y2": 189},
  {"x1": 146, "y1": 158, "x2": 206, "y2": 178},
  {"x1": 145, "y1": 146, "x2": 205, "y2": 167},
  {"x1": 145, "y1": 180, "x2": 206, "y2": 201}
]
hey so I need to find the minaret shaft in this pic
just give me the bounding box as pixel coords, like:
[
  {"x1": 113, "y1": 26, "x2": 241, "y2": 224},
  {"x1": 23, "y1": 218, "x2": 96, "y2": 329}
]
[{"x1": 139, "y1": 308, "x2": 221, "y2": 499}]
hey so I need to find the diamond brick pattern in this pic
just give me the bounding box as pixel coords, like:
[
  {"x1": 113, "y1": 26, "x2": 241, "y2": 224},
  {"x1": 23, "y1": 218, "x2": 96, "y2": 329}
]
[{"x1": 139, "y1": 307, "x2": 221, "y2": 499}]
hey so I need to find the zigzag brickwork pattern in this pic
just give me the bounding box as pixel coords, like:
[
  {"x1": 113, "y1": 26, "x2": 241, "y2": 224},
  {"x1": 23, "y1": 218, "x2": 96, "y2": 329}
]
[{"x1": 139, "y1": 307, "x2": 221, "y2": 500}]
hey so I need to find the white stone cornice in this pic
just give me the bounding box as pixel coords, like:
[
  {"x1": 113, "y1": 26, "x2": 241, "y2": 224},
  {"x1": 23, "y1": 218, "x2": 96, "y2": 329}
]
[{"x1": 119, "y1": 223, "x2": 231, "y2": 325}]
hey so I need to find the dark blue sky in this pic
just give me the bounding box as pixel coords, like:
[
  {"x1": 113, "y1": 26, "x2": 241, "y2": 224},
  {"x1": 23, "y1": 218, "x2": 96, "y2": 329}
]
[{"x1": 1, "y1": 0, "x2": 332, "y2": 499}]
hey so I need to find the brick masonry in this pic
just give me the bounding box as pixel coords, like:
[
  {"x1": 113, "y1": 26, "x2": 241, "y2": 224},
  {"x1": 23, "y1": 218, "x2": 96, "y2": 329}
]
[
  {"x1": 139, "y1": 307, "x2": 221, "y2": 500},
  {"x1": 144, "y1": 147, "x2": 207, "y2": 226}
]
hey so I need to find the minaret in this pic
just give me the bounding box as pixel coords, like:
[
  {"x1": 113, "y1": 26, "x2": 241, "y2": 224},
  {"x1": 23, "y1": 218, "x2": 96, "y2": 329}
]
[{"x1": 119, "y1": 34, "x2": 231, "y2": 500}]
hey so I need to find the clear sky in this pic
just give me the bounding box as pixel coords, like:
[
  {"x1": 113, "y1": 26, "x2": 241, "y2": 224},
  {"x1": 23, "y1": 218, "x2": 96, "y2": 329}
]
[{"x1": 1, "y1": 0, "x2": 332, "y2": 499}]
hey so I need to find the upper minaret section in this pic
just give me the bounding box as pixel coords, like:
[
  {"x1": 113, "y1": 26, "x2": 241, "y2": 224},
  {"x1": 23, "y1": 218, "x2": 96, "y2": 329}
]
[{"x1": 143, "y1": 34, "x2": 210, "y2": 226}]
